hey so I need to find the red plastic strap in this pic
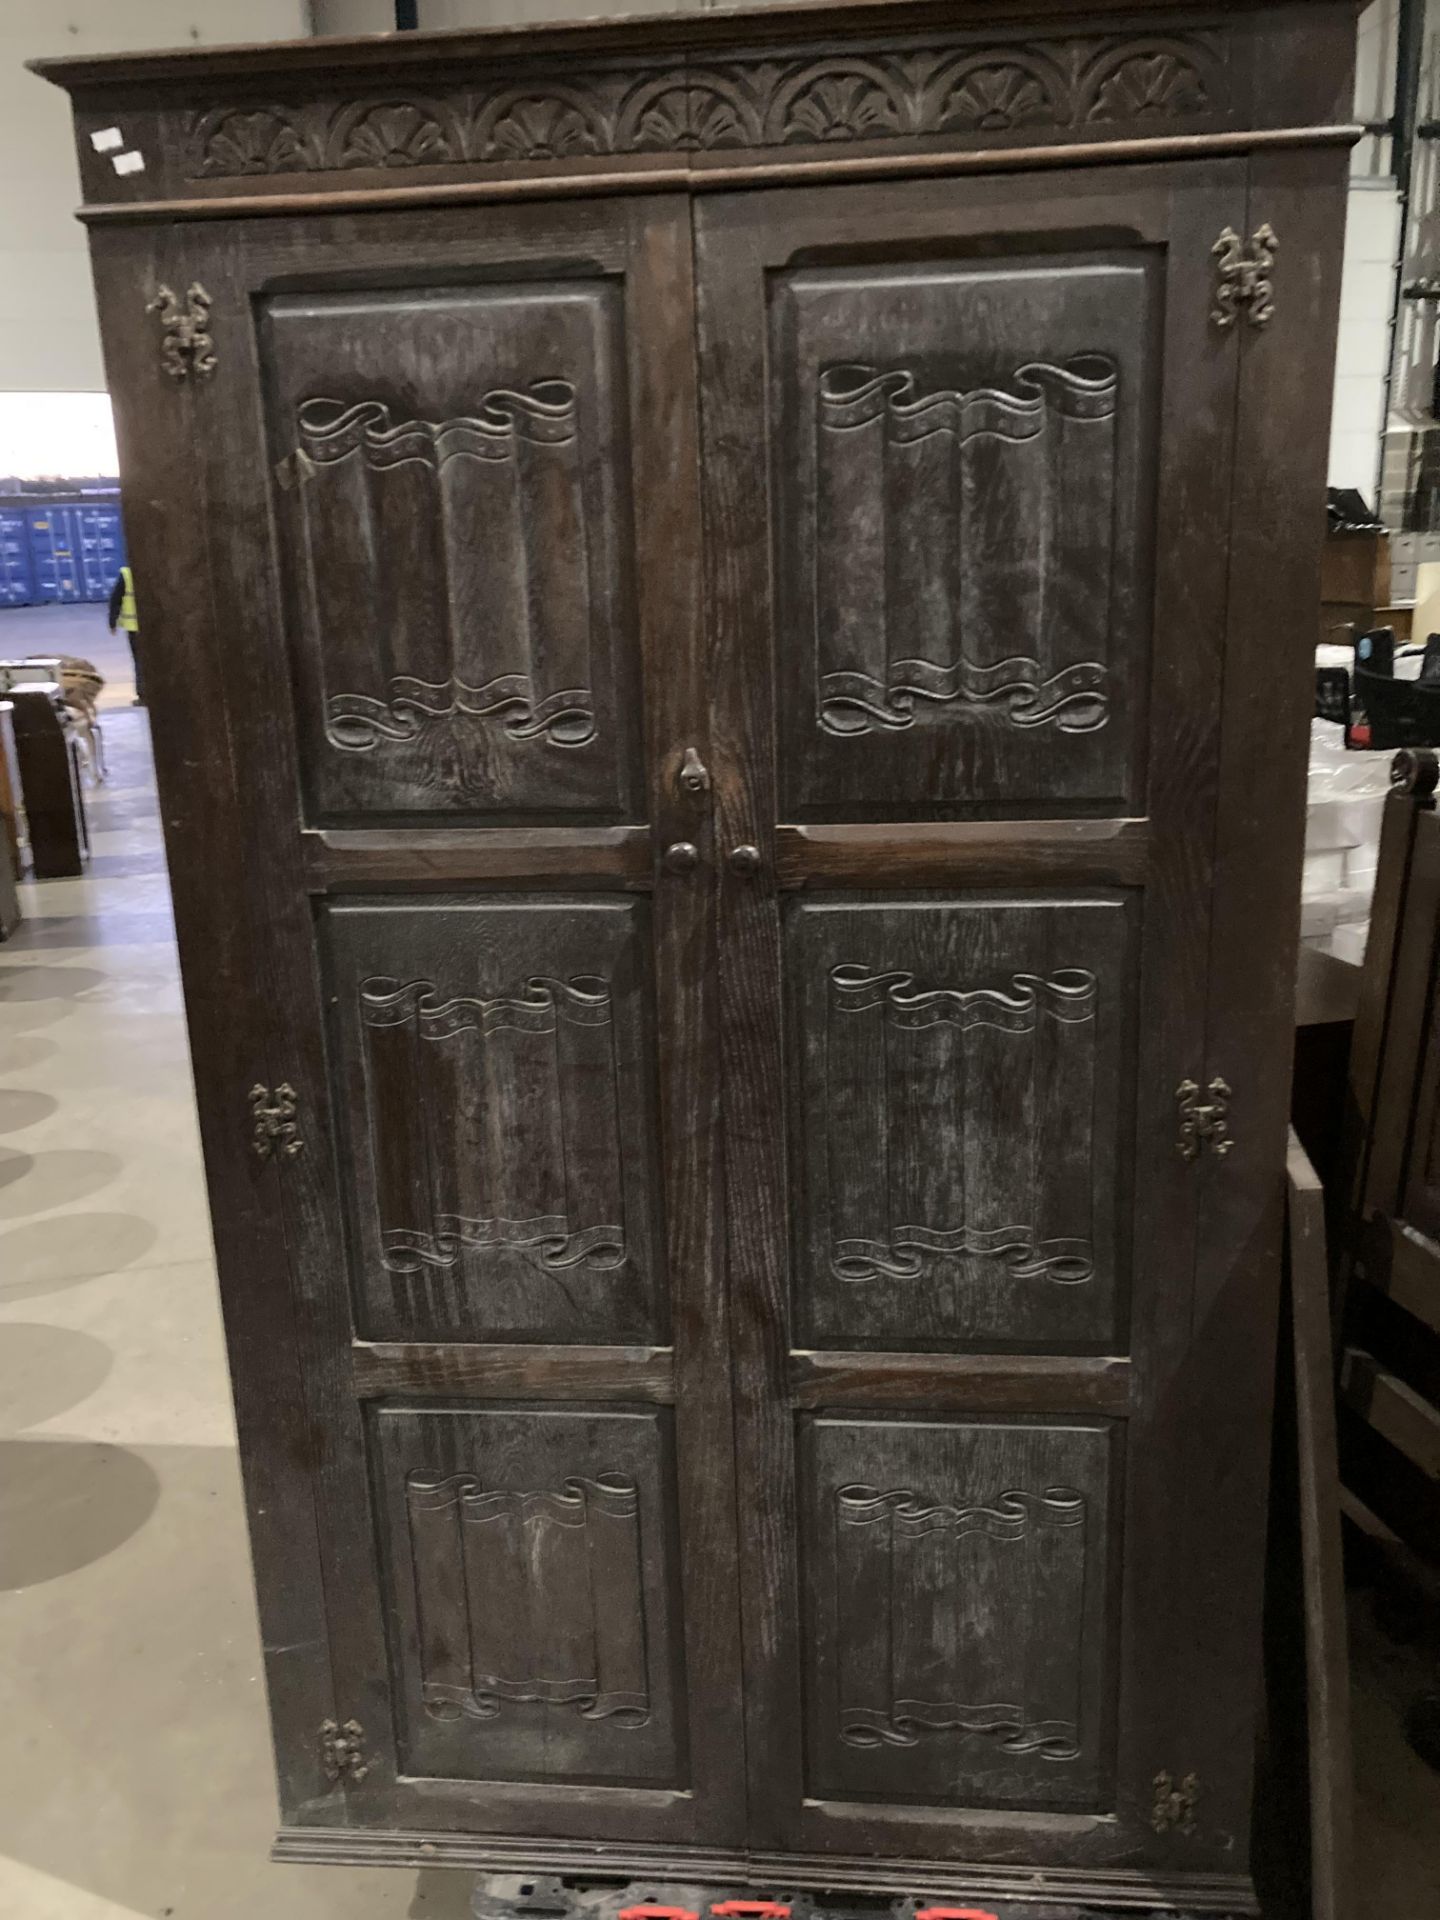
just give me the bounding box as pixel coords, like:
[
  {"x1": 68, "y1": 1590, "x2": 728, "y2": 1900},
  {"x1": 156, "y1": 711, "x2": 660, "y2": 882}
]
[
  {"x1": 619, "y1": 1907, "x2": 699, "y2": 1920},
  {"x1": 711, "y1": 1904, "x2": 792, "y2": 1917},
  {"x1": 913, "y1": 1908, "x2": 998, "y2": 1920}
]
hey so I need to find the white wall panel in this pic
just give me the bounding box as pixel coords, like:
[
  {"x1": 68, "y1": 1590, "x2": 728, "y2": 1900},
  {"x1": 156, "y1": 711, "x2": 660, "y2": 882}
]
[
  {"x1": 1, "y1": 1, "x2": 308, "y2": 395},
  {"x1": 313, "y1": 0, "x2": 706, "y2": 24}
]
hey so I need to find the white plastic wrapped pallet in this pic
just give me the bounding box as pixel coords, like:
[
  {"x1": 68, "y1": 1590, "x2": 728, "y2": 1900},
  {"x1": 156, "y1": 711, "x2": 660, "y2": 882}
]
[{"x1": 1303, "y1": 715, "x2": 1392, "y2": 962}]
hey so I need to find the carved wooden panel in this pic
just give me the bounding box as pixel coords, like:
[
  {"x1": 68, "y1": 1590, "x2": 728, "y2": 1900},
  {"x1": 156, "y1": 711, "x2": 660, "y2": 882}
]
[
  {"x1": 326, "y1": 898, "x2": 664, "y2": 1344},
  {"x1": 373, "y1": 1405, "x2": 684, "y2": 1785},
  {"x1": 802, "y1": 1414, "x2": 1113, "y2": 1807},
  {"x1": 770, "y1": 255, "x2": 1157, "y2": 817},
  {"x1": 261, "y1": 282, "x2": 638, "y2": 820},
  {"x1": 1397, "y1": 890, "x2": 1440, "y2": 1243},
  {"x1": 787, "y1": 896, "x2": 1134, "y2": 1351},
  {"x1": 179, "y1": 33, "x2": 1229, "y2": 180}
]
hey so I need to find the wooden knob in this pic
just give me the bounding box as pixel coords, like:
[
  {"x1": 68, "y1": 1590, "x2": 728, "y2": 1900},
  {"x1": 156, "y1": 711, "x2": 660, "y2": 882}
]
[{"x1": 662, "y1": 841, "x2": 699, "y2": 874}]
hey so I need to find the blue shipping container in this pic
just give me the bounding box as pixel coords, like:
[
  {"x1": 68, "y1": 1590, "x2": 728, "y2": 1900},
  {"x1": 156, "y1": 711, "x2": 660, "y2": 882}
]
[
  {"x1": 68, "y1": 504, "x2": 125, "y2": 599},
  {"x1": 0, "y1": 509, "x2": 35, "y2": 608},
  {"x1": 26, "y1": 508, "x2": 82, "y2": 603},
  {"x1": 9, "y1": 501, "x2": 127, "y2": 606}
]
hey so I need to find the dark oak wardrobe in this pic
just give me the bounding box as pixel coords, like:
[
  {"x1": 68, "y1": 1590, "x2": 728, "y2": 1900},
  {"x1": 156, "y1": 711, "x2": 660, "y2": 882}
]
[{"x1": 39, "y1": 2, "x2": 1354, "y2": 1910}]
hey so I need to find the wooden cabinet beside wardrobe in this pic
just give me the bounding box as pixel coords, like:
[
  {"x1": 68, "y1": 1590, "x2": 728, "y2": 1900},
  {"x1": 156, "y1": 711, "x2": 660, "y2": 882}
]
[{"x1": 39, "y1": 2, "x2": 1354, "y2": 1911}]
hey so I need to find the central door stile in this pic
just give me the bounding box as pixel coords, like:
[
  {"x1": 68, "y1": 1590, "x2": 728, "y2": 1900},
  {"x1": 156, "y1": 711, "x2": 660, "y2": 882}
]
[
  {"x1": 697, "y1": 200, "x2": 795, "y2": 1855},
  {"x1": 630, "y1": 193, "x2": 750, "y2": 1849}
]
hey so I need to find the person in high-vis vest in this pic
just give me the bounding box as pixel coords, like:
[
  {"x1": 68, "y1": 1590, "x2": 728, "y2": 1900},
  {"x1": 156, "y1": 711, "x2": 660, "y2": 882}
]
[{"x1": 107, "y1": 564, "x2": 144, "y2": 706}]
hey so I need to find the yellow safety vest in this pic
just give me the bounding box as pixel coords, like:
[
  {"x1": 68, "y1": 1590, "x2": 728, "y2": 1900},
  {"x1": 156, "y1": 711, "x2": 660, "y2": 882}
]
[{"x1": 118, "y1": 565, "x2": 139, "y2": 632}]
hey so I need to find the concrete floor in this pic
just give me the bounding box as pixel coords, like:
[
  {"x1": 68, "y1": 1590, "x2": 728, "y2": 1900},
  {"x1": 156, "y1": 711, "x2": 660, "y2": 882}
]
[
  {"x1": 1349, "y1": 1593, "x2": 1440, "y2": 1915},
  {"x1": 1, "y1": 601, "x2": 1439, "y2": 1918},
  {"x1": 1, "y1": 601, "x2": 139, "y2": 712},
  {"x1": 0, "y1": 606, "x2": 467, "y2": 1920}
]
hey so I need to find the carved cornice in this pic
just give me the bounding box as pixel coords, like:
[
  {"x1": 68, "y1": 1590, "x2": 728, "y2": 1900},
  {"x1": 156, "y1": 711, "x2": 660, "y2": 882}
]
[{"x1": 184, "y1": 32, "x2": 1226, "y2": 178}]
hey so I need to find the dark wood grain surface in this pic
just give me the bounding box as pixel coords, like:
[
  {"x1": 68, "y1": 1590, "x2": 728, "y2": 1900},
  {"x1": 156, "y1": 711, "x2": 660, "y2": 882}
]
[
  {"x1": 1285, "y1": 1136, "x2": 1354, "y2": 1920},
  {"x1": 88, "y1": 218, "x2": 344, "y2": 1820},
  {"x1": 0, "y1": 704, "x2": 23, "y2": 934},
  {"x1": 1176, "y1": 139, "x2": 1347, "y2": 1857},
  {"x1": 8, "y1": 687, "x2": 87, "y2": 880},
  {"x1": 51, "y1": 0, "x2": 1355, "y2": 1905},
  {"x1": 158, "y1": 192, "x2": 745, "y2": 1847},
  {"x1": 1335, "y1": 763, "x2": 1440, "y2": 1610},
  {"x1": 1259, "y1": 1131, "x2": 1357, "y2": 1920},
  {"x1": 696, "y1": 157, "x2": 1272, "y2": 1881}
]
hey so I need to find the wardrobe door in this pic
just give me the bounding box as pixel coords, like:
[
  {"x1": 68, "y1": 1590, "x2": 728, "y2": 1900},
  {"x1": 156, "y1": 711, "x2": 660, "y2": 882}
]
[
  {"x1": 697, "y1": 162, "x2": 1273, "y2": 1893},
  {"x1": 92, "y1": 196, "x2": 744, "y2": 1850}
]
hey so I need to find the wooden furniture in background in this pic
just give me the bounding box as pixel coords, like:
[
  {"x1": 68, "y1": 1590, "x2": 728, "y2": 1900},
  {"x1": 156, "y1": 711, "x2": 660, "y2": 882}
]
[
  {"x1": 1321, "y1": 527, "x2": 1390, "y2": 605},
  {"x1": 1321, "y1": 528, "x2": 1392, "y2": 649},
  {"x1": 0, "y1": 703, "x2": 19, "y2": 938},
  {"x1": 1375, "y1": 604, "x2": 1416, "y2": 645},
  {"x1": 39, "y1": 3, "x2": 1354, "y2": 1911},
  {"x1": 1338, "y1": 746, "x2": 1440, "y2": 1538},
  {"x1": 1293, "y1": 943, "x2": 1363, "y2": 1230},
  {"x1": 1, "y1": 656, "x2": 107, "y2": 787},
  {"x1": 1334, "y1": 743, "x2": 1440, "y2": 1776},
  {"x1": 1255, "y1": 959, "x2": 1359, "y2": 1920},
  {"x1": 8, "y1": 684, "x2": 87, "y2": 881},
  {"x1": 1255, "y1": 1134, "x2": 1354, "y2": 1920}
]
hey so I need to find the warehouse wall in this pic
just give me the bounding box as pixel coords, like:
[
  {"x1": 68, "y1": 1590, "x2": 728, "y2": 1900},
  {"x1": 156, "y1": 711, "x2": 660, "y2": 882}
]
[
  {"x1": 1332, "y1": 0, "x2": 1404, "y2": 498},
  {"x1": 1333, "y1": 183, "x2": 1405, "y2": 496},
  {"x1": 0, "y1": 0, "x2": 1406, "y2": 505},
  {"x1": 0, "y1": 0, "x2": 310, "y2": 395}
]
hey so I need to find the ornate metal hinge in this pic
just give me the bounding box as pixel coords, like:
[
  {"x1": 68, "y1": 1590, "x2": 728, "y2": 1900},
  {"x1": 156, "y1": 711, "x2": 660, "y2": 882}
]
[
  {"x1": 319, "y1": 1718, "x2": 370, "y2": 1783},
  {"x1": 1151, "y1": 1768, "x2": 1200, "y2": 1835},
  {"x1": 1210, "y1": 223, "x2": 1277, "y2": 329},
  {"x1": 1176, "y1": 1076, "x2": 1233, "y2": 1160},
  {"x1": 249, "y1": 1083, "x2": 303, "y2": 1162},
  {"x1": 146, "y1": 283, "x2": 216, "y2": 380}
]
